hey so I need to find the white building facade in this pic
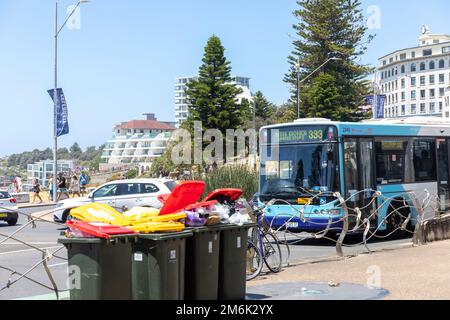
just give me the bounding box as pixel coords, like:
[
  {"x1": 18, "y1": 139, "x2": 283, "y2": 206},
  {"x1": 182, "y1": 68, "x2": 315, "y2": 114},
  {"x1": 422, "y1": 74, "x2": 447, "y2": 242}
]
[
  {"x1": 101, "y1": 113, "x2": 175, "y2": 171},
  {"x1": 175, "y1": 76, "x2": 252, "y2": 127},
  {"x1": 27, "y1": 160, "x2": 75, "y2": 187},
  {"x1": 378, "y1": 27, "x2": 450, "y2": 119}
]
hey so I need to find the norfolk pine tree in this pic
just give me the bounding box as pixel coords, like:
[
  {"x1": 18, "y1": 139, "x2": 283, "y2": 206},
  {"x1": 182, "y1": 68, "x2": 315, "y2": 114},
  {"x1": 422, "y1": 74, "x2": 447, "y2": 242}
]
[{"x1": 284, "y1": 0, "x2": 375, "y2": 121}]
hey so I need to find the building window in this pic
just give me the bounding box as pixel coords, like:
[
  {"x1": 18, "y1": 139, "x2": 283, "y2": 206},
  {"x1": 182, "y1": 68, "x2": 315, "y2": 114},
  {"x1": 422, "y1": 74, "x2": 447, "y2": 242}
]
[
  {"x1": 401, "y1": 92, "x2": 405, "y2": 101},
  {"x1": 429, "y1": 61, "x2": 435, "y2": 70},
  {"x1": 411, "y1": 90, "x2": 416, "y2": 100},
  {"x1": 439, "y1": 74, "x2": 445, "y2": 84},
  {"x1": 439, "y1": 59, "x2": 445, "y2": 69},
  {"x1": 430, "y1": 102, "x2": 436, "y2": 113},
  {"x1": 423, "y1": 49, "x2": 432, "y2": 56},
  {"x1": 411, "y1": 77, "x2": 416, "y2": 86},
  {"x1": 430, "y1": 89, "x2": 435, "y2": 99},
  {"x1": 401, "y1": 105, "x2": 405, "y2": 115},
  {"x1": 420, "y1": 62, "x2": 426, "y2": 71},
  {"x1": 440, "y1": 102, "x2": 444, "y2": 112},
  {"x1": 440, "y1": 88, "x2": 445, "y2": 97},
  {"x1": 411, "y1": 52, "x2": 416, "y2": 58},
  {"x1": 400, "y1": 65, "x2": 405, "y2": 73},
  {"x1": 442, "y1": 47, "x2": 450, "y2": 54},
  {"x1": 411, "y1": 104, "x2": 417, "y2": 114},
  {"x1": 430, "y1": 75, "x2": 435, "y2": 85},
  {"x1": 420, "y1": 103, "x2": 426, "y2": 113},
  {"x1": 420, "y1": 76, "x2": 426, "y2": 86},
  {"x1": 411, "y1": 63, "x2": 417, "y2": 72},
  {"x1": 420, "y1": 90, "x2": 426, "y2": 100},
  {"x1": 400, "y1": 53, "x2": 407, "y2": 60},
  {"x1": 383, "y1": 60, "x2": 387, "y2": 66}
]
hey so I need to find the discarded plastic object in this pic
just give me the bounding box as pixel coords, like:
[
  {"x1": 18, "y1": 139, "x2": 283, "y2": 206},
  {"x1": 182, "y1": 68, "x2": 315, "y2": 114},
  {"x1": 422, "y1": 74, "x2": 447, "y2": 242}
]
[
  {"x1": 130, "y1": 212, "x2": 187, "y2": 225},
  {"x1": 66, "y1": 220, "x2": 136, "y2": 239},
  {"x1": 328, "y1": 281, "x2": 341, "y2": 288},
  {"x1": 129, "y1": 221, "x2": 185, "y2": 233},
  {"x1": 123, "y1": 207, "x2": 160, "y2": 222},
  {"x1": 211, "y1": 204, "x2": 230, "y2": 224},
  {"x1": 203, "y1": 189, "x2": 243, "y2": 203},
  {"x1": 185, "y1": 211, "x2": 207, "y2": 227},
  {"x1": 159, "y1": 181, "x2": 205, "y2": 215},
  {"x1": 69, "y1": 203, "x2": 131, "y2": 227}
]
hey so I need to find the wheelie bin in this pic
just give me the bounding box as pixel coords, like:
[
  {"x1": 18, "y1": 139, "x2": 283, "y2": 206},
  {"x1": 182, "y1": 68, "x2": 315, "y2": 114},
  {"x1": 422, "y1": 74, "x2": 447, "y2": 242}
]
[
  {"x1": 184, "y1": 226, "x2": 221, "y2": 300},
  {"x1": 217, "y1": 223, "x2": 255, "y2": 300},
  {"x1": 130, "y1": 230, "x2": 192, "y2": 300},
  {"x1": 58, "y1": 236, "x2": 132, "y2": 300}
]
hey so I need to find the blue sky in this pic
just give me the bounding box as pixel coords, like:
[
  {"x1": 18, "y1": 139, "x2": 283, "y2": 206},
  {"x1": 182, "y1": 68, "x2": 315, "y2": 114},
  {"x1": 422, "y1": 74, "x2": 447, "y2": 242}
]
[{"x1": 0, "y1": 0, "x2": 449, "y2": 156}]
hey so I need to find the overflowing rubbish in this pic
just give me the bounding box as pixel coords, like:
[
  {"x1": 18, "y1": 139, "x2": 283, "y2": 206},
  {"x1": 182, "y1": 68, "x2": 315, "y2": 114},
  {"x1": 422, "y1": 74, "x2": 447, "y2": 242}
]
[{"x1": 62, "y1": 181, "x2": 251, "y2": 240}]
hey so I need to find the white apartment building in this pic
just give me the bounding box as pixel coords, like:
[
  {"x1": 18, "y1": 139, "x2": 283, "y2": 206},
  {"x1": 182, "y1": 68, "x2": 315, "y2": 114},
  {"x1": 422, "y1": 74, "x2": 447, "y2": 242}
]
[
  {"x1": 378, "y1": 26, "x2": 450, "y2": 119},
  {"x1": 175, "y1": 76, "x2": 252, "y2": 127},
  {"x1": 27, "y1": 160, "x2": 75, "y2": 187},
  {"x1": 101, "y1": 113, "x2": 176, "y2": 170}
]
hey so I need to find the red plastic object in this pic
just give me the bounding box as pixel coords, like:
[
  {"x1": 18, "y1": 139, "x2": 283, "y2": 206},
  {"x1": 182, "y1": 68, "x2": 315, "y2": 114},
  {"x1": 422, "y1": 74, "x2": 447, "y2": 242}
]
[
  {"x1": 66, "y1": 220, "x2": 136, "y2": 239},
  {"x1": 184, "y1": 200, "x2": 218, "y2": 212},
  {"x1": 157, "y1": 194, "x2": 170, "y2": 204},
  {"x1": 203, "y1": 189, "x2": 243, "y2": 203},
  {"x1": 159, "y1": 181, "x2": 206, "y2": 215}
]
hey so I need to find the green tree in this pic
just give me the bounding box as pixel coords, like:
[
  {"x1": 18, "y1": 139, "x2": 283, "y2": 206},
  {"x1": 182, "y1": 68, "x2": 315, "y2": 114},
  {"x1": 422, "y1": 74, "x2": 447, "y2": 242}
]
[
  {"x1": 185, "y1": 35, "x2": 248, "y2": 134},
  {"x1": 253, "y1": 91, "x2": 275, "y2": 120},
  {"x1": 284, "y1": 0, "x2": 374, "y2": 121},
  {"x1": 70, "y1": 142, "x2": 82, "y2": 158},
  {"x1": 305, "y1": 73, "x2": 342, "y2": 119}
]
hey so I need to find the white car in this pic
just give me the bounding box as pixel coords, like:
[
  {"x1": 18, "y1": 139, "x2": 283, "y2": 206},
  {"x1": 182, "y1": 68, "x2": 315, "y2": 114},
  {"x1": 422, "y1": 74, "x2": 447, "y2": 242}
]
[
  {"x1": 53, "y1": 179, "x2": 177, "y2": 223},
  {"x1": 0, "y1": 191, "x2": 19, "y2": 226}
]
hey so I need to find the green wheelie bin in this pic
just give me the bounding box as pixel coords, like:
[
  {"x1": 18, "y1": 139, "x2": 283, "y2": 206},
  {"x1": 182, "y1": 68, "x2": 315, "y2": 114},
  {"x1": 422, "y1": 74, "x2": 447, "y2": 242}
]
[
  {"x1": 130, "y1": 230, "x2": 192, "y2": 300},
  {"x1": 184, "y1": 226, "x2": 221, "y2": 300},
  {"x1": 58, "y1": 236, "x2": 132, "y2": 300},
  {"x1": 217, "y1": 223, "x2": 255, "y2": 300}
]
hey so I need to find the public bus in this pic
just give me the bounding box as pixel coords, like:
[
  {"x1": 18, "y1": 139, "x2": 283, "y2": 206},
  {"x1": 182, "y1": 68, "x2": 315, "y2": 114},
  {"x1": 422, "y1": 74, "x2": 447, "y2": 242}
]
[{"x1": 257, "y1": 117, "x2": 450, "y2": 233}]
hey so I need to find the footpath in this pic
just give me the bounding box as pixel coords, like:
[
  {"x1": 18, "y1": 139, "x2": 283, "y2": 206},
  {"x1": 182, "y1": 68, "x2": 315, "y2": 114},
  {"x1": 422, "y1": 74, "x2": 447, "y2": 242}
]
[{"x1": 247, "y1": 239, "x2": 450, "y2": 300}]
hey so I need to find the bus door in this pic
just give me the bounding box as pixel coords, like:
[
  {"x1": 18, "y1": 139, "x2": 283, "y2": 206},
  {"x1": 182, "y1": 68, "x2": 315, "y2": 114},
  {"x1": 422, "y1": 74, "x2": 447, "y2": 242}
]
[
  {"x1": 437, "y1": 139, "x2": 450, "y2": 213},
  {"x1": 343, "y1": 138, "x2": 376, "y2": 226}
]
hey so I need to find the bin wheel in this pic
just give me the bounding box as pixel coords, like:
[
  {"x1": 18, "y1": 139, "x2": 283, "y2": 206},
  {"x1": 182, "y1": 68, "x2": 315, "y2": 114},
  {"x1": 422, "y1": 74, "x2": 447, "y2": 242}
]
[{"x1": 246, "y1": 240, "x2": 263, "y2": 281}]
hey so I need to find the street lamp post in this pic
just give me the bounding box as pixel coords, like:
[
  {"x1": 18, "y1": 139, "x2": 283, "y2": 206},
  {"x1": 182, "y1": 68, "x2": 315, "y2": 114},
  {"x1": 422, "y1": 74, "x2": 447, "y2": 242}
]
[
  {"x1": 296, "y1": 56, "x2": 341, "y2": 119},
  {"x1": 53, "y1": 0, "x2": 89, "y2": 202}
]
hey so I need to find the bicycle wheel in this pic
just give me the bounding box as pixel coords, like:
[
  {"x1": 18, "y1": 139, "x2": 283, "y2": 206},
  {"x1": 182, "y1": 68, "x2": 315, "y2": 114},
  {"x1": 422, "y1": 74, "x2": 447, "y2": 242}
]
[
  {"x1": 246, "y1": 240, "x2": 263, "y2": 281},
  {"x1": 262, "y1": 232, "x2": 283, "y2": 273}
]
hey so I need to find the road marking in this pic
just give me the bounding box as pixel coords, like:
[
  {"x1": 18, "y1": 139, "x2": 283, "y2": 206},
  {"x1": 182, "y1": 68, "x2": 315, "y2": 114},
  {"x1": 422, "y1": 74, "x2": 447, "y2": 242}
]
[
  {"x1": 0, "y1": 246, "x2": 63, "y2": 256},
  {"x1": 48, "y1": 262, "x2": 67, "y2": 268},
  {"x1": 1, "y1": 242, "x2": 58, "y2": 245},
  {"x1": 14, "y1": 290, "x2": 70, "y2": 300}
]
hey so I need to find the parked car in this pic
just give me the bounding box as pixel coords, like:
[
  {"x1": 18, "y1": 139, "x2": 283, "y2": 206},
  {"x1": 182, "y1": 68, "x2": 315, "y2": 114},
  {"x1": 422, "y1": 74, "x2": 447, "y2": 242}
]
[
  {"x1": 53, "y1": 179, "x2": 177, "y2": 223},
  {"x1": 0, "y1": 191, "x2": 19, "y2": 226}
]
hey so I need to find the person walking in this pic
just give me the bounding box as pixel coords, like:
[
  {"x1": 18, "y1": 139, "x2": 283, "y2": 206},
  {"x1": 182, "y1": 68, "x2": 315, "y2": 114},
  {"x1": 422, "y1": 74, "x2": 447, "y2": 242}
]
[
  {"x1": 79, "y1": 172, "x2": 88, "y2": 196},
  {"x1": 57, "y1": 173, "x2": 70, "y2": 201},
  {"x1": 48, "y1": 175, "x2": 54, "y2": 201},
  {"x1": 32, "y1": 178, "x2": 43, "y2": 204},
  {"x1": 71, "y1": 175, "x2": 81, "y2": 198}
]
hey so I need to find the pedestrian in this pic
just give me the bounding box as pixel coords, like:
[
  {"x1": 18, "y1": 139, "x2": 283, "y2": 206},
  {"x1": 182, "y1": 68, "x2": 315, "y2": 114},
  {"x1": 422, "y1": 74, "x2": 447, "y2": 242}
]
[
  {"x1": 71, "y1": 175, "x2": 81, "y2": 198},
  {"x1": 57, "y1": 173, "x2": 70, "y2": 201},
  {"x1": 13, "y1": 176, "x2": 23, "y2": 193},
  {"x1": 32, "y1": 178, "x2": 43, "y2": 204},
  {"x1": 79, "y1": 172, "x2": 88, "y2": 196},
  {"x1": 48, "y1": 175, "x2": 54, "y2": 201}
]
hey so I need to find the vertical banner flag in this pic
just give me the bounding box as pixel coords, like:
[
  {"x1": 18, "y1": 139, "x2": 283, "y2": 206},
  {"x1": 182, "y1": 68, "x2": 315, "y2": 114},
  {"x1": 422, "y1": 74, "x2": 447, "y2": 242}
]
[
  {"x1": 365, "y1": 94, "x2": 386, "y2": 119},
  {"x1": 48, "y1": 88, "x2": 69, "y2": 137}
]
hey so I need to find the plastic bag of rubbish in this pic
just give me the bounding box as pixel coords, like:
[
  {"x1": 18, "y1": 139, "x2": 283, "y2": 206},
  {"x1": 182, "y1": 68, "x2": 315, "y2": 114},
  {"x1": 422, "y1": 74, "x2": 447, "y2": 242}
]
[
  {"x1": 210, "y1": 204, "x2": 230, "y2": 224},
  {"x1": 185, "y1": 211, "x2": 207, "y2": 227},
  {"x1": 229, "y1": 211, "x2": 250, "y2": 226}
]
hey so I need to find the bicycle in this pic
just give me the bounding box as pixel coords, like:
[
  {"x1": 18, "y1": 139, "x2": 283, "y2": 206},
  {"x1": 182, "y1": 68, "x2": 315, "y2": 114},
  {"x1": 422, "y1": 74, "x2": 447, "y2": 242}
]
[{"x1": 246, "y1": 203, "x2": 283, "y2": 281}]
